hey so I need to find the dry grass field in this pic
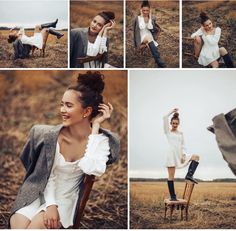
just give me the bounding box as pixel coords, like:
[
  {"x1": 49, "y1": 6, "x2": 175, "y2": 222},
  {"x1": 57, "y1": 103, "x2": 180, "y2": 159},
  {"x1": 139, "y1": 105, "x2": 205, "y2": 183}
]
[
  {"x1": 70, "y1": 1, "x2": 124, "y2": 68},
  {"x1": 126, "y1": 0, "x2": 179, "y2": 68},
  {"x1": 130, "y1": 181, "x2": 236, "y2": 229},
  {"x1": 182, "y1": 0, "x2": 236, "y2": 68},
  {"x1": 0, "y1": 30, "x2": 68, "y2": 68},
  {"x1": 0, "y1": 70, "x2": 127, "y2": 229}
]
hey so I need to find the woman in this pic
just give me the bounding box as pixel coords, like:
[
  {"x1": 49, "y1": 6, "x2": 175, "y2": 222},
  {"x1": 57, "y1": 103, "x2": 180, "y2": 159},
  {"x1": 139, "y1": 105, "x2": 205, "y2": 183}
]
[
  {"x1": 164, "y1": 108, "x2": 200, "y2": 201},
  {"x1": 191, "y1": 12, "x2": 234, "y2": 68},
  {"x1": 8, "y1": 19, "x2": 64, "y2": 50},
  {"x1": 9, "y1": 71, "x2": 120, "y2": 229},
  {"x1": 70, "y1": 11, "x2": 115, "y2": 68},
  {"x1": 133, "y1": 0, "x2": 166, "y2": 68}
]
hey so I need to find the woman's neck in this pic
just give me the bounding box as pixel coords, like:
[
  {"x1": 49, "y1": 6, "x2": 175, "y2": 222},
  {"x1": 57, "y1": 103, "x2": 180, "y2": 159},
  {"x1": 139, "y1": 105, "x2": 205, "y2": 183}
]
[{"x1": 66, "y1": 121, "x2": 92, "y2": 140}]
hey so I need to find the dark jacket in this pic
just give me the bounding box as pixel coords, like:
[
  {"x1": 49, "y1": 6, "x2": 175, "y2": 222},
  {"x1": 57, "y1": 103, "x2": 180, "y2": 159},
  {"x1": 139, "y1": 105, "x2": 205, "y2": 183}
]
[
  {"x1": 208, "y1": 108, "x2": 236, "y2": 175},
  {"x1": 133, "y1": 15, "x2": 160, "y2": 48},
  {"x1": 13, "y1": 39, "x2": 31, "y2": 59},
  {"x1": 70, "y1": 28, "x2": 109, "y2": 68},
  {"x1": 10, "y1": 124, "x2": 120, "y2": 221}
]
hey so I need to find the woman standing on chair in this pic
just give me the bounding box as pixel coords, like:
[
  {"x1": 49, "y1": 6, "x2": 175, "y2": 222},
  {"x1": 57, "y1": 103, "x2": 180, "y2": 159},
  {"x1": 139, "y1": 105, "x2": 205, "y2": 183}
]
[
  {"x1": 191, "y1": 12, "x2": 234, "y2": 68},
  {"x1": 164, "y1": 108, "x2": 200, "y2": 201},
  {"x1": 133, "y1": 0, "x2": 166, "y2": 68},
  {"x1": 9, "y1": 71, "x2": 120, "y2": 229},
  {"x1": 8, "y1": 19, "x2": 64, "y2": 55},
  {"x1": 70, "y1": 11, "x2": 116, "y2": 68}
]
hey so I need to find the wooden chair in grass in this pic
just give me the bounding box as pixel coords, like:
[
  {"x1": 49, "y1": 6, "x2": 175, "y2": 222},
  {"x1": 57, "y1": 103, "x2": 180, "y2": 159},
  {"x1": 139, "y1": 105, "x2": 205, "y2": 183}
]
[
  {"x1": 31, "y1": 31, "x2": 49, "y2": 57},
  {"x1": 164, "y1": 180, "x2": 196, "y2": 221},
  {"x1": 76, "y1": 53, "x2": 107, "y2": 68},
  {"x1": 182, "y1": 36, "x2": 197, "y2": 59}
]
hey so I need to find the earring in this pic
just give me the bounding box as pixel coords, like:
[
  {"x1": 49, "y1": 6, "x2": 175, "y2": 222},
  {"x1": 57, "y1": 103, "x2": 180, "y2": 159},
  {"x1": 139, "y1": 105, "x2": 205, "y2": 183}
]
[{"x1": 83, "y1": 115, "x2": 87, "y2": 118}]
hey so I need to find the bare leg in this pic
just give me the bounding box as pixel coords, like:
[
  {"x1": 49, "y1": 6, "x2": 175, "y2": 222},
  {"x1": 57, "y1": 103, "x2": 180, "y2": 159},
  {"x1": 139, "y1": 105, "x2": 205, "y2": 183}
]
[
  {"x1": 40, "y1": 29, "x2": 49, "y2": 57},
  {"x1": 219, "y1": 47, "x2": 228, "y2": 56},
  {"x1": 34, "y1": 25, "x2": 41, "y2": 33},
  {"x1": 209, "y1": 60, "x2": 219, "y2": 68},
  {"x1": 10, "y1": 213, "x2": 31, "y2": 229},
  {"x1": 27, "y1": 211, "x2": 47, "y2": 229},
  {"x1": 190, "y1": 154, "x2": 200, "y2": 162},
  {"x1": 193, "y1": 36, "x2": 203, "y2": 58},
  {"x1": 167, "y1": 167, "x2": 175, "y2": 180}
]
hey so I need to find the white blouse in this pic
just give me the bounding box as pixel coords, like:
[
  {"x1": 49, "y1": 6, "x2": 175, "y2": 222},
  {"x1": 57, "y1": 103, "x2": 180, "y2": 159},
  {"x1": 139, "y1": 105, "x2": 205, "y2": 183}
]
[
  {"x1": 16, "y1": 133, "x2": 110, "y2": 228},
  {"x1": 138, "y1": 16, "x2": 158, "y2": 47},
  {"x1": 191, "y1": 27, "x2": 221, "y2": 66}
]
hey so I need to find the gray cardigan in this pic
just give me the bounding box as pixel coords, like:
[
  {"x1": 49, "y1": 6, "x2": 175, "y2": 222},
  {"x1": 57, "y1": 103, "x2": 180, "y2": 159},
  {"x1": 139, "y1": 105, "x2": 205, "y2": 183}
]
[
  {"x1": 133, "y1": 15, "x2": 159, "y2": 48},
  {"x1": 208, "y1": 108, "x2": 236, "y2": 175},
  {"x1": 10, "y1": 124, "x2": 120, "y2": 219},
  {"x1": 70, "y1": 28, "x2": 109, "y2": 68}
]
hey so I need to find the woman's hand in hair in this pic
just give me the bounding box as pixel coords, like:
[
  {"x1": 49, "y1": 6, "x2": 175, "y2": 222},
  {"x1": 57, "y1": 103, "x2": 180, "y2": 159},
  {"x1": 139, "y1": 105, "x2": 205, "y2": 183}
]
[
  {"x1": 168, "y1": 108, "x2": 178, "y2": 115},
  {"x1": 92, "y1": 103, "x2": 113, "y2": 134},
  {"x1": 102, "y1": 20, "x2": 116, "y2": 37},
  {"x1": 44, "y1": 205, "x2": 61, "y2": 229}
]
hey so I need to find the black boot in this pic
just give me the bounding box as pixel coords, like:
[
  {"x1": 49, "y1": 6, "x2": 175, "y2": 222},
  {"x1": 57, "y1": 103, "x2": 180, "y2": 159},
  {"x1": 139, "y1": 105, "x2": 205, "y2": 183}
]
[
  {"x1": 222, "y1": 53, "x2": 234, "y2": 68},
  {"x1": 167, "y1": 180, "x2": 178, "y2": 201},
  {"x1": 41, "y1": 19, "x2": 58, "y2": 29},
  {"x1": 48, "y1": 29, "x2": 64, "y2": 39},
  {"x1": 148, "y1": 41, "x2": 166, "y2": 68},
  {"x1": 185, "y1": 160, "x2": 199, "y2": 184}
]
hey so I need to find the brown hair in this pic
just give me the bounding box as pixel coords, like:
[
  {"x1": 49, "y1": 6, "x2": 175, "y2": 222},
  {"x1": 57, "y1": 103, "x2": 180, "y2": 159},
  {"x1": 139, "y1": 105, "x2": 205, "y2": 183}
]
[
  {"x1": 68, "y1": 71, "x2": 105, "y2": 119},
  {"x1": 98, "y1": 11, "x2": 115, "y2": 24},
  {"x1": 200, "y1": 12, "x2": 210, "y2": 25},
  {"x1": 171, "y1": 112, "x2": 179, "y2": 123},
  {"x1": 8, "y1": 34, "x2": 17, "y2": 43}
]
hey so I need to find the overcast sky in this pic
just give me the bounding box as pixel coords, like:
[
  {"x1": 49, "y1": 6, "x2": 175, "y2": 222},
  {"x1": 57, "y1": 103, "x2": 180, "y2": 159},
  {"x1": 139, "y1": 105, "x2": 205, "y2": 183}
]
[
  {"x1": 0, "y1": 0, "x2": 68, "y2": 29},
  {"x1": 130, "y1": 70, "x2": 236, "y2": 180}
]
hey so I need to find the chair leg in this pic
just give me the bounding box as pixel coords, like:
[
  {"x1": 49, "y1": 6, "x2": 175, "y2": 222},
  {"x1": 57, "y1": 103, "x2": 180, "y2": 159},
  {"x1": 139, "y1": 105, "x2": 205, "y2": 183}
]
[
  {"x1": 180, "y1": 205, "x2": 184, "y2": 220},
  {"x1": 170, "y1": 205, "x2": 174, "y2": 221},
  {"x1": 185, "y1": 206, "x2": 188, "y2": 221},
  {"x1": 164, "y1": 203, "x2": 167, "y2": 219}
]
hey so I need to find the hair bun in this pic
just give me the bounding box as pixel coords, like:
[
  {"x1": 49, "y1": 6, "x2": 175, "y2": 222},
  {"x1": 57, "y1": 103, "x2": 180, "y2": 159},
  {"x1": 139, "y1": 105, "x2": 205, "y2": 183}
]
[
  {"x1": 141, "y1": 0, "x2": 150, "y2": 8},
  {"x1": 173, "y1": 112, "x2": 179, "y2": 118},
  {"x1": 77, "y1": 71, "x2": 104, "y2": 95},
  {"x1": 200, "y1": 12, "x2": 209, "y2": 24}
]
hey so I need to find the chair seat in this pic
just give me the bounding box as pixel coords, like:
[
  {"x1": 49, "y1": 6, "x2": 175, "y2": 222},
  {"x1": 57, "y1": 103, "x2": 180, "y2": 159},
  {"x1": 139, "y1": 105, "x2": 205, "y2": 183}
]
[{"x1": 164, "y1": 198, "x2": 188, "y2": 205}]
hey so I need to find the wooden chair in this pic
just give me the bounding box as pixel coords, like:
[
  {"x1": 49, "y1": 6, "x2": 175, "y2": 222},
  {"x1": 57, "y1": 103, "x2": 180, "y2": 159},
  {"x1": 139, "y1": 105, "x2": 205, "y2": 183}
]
[
  {"x1": 76, "y1": 53, "x2": 106, "y2": 68},
  {"x1": 164, "y1": 180, "x2": 196, "y2": 221}
]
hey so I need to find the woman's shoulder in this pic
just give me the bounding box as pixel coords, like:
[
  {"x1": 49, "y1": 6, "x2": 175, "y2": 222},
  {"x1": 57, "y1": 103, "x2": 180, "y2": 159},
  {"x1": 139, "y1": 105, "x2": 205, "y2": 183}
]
[
  {"x1": 29, "y1": 124, "x2": 61, "y2": 138},
  {"x1": 215, "y1": 27, "x2": 221, "y2": 32},
  {"x1": 70, "y1": 28, "x2": 88, "y2": 36}
]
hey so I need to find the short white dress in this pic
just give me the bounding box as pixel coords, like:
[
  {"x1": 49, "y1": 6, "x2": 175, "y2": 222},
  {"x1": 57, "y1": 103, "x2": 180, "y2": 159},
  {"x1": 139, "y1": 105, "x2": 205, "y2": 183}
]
[
  {"x1": 191, "y1": 27, "x2": 221, "y2": 66},
  {"x1": 163, "y1": 115, "x2": 191, "y2": 168},
  {"x1": 138, "y1": 15, "x2": 158, "y2": 47},
  {"x1": 18, "y1": 27, "x2": 43, "y2": 49},
  {"x1": 84, "y1": 35, "x2": 109, "y2": 68},
  {"x1": 15, "y1": 134, "x2": 110, "y2": 228}
]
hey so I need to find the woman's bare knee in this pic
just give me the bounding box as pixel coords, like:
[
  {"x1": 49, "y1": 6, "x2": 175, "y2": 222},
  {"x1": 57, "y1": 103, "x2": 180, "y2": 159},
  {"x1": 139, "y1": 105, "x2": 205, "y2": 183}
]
[
  {"x1": 219, "y1": 47, "x2": 228, "y2": 56},
  {"x1": 191, "y1": 155, "x2": 200, "y2": 161},
  {"x1": 10, "y1": 213, "x2": 30, "y2": 229},
  {"x1": 194, "y1": 36, "x2": 202, "y2": 45},
  {"x1": 210, "y1": 60, "x2": 219, "y2": 68},
  {"x1": 27, "y1": 212, "x2": 46, "y2": 229}
]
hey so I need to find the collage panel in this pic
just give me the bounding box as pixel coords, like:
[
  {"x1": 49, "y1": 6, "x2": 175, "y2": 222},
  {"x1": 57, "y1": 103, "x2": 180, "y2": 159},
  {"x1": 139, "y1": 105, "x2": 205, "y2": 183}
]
[
  {"x1": 126, "y1": 0, "x2": 179, "y2": 68},
  {"x1": 130, "y1": 70, "x2": 236, "y2": 229},
  {"x1": 182, "y1": 0, "x2": 236, "y2": 68},
  {"x1": 70, "y1": 0, "x2": 124, "y2": 68},
  {"x1": 0, "y1": 70, "x2": 127, "y2": 229},
  {"x1": 0, "y1": 0, "x2": 68, "y2": 68}
]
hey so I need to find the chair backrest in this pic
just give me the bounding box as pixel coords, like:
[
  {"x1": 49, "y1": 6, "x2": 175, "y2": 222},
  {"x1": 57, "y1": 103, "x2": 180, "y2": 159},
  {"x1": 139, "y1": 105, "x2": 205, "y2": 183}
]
[
  {"x1": 76, "y1": 53, "x2": 106, "y2": 68},
  {"x1": 72, "y1": 174, "x2": 95, "y2": 229},
  {"x1": 182, "y1": 180, "x2": 195, "y2": 204}
]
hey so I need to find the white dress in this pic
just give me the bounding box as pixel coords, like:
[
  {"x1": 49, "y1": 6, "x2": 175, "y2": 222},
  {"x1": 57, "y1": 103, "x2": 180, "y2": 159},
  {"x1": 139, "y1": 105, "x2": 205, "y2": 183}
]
[
  {"x1": 163, "y1": 115, "x2": 191, "y2": 168},
  {"x1": 15, "y1": 134, "x2": 110, "y2": 228},
  {"x1": 138, "y1": 16, "x2": 158, "y2": 47},
  {"x1": 84, "y1": 35, "x2": 108, "y2": 68},
  {"x1": 191, "y1": 27, "x2": 221, "y2": 66},
  {"x1": 18, "y1": 27, "x2": 43, "y2": 49}
]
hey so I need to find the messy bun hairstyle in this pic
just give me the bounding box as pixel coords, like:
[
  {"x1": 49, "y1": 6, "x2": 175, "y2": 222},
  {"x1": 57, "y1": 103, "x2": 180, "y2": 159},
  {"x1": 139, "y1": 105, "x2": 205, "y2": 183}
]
[
  {"x1": 171, "y1": 112, "x2": 180, "y2": 122},
  {"x1": 68, "y1": 71, "x2": 105, "y2": 119},
  {"x1": 200, "y1": 12, "x2": 210, "y2": 25},
  {"x1": 98, "y1": 11, "x2": 115, "y2": 24},
  {"x1": 141, "y1": 0, "x2": 150, "y2": 8}
]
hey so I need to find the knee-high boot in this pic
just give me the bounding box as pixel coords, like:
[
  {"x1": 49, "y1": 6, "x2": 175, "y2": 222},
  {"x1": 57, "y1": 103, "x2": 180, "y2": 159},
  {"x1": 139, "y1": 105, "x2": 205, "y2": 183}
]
[
  {"x1": 222, "y1": 53, "x2": 234, "y2": 68},
  {"x1": 167, "y1": 180, "x2": 177, "y2": 201},
  {"x1": 148, "y1": 41, "x2": 166, "y2": 68},
  {"x1": 41, "y1": 19, "x2": 58, "y2": 29},
  {"x1": 185, "y1": 160, "x2": 199, "y2": 184},
  {"x1": 48, "y1": 29, "x2": 64, "y2": 39}
]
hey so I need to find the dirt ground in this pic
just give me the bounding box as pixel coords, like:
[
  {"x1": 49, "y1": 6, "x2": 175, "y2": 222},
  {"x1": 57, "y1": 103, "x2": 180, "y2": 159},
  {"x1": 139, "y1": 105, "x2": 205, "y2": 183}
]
[
  {"x1": 130, "y1": 181, "x2": 236, "y2": 229},
  {"x1": 182, "y1": 0, "x2": 236, "y2": 68},
  {"x1": 0, "y1": 70, "x2": 127, "y2": 229},
  {"x1": 126, "y1": 1, "x2": 179, "y2": 68},
  {"x1": 70, "y1": 1, "x2": 124, "y2": 68},
  {"x1": 0, "y1": 30, "x2": 68, "y2": 68}
]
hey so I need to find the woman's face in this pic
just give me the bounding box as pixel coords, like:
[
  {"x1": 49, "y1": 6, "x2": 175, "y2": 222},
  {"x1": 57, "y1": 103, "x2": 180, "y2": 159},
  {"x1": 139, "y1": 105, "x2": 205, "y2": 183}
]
[
  {"x1": 60, "y1": 90, "x2": 90, "y2": 127},
  {"x1": 202, "y1": 19, "x2": 213, "y2": 31},
  {"x1": 90, "y1": 15, "x2": 106, "y2": 34},
  {"x1": 171, "y1": 119, "x2": 179, "y2": 131},
  {"x1": 141, "y1": 6, "x2": 150, "y2": 17}
]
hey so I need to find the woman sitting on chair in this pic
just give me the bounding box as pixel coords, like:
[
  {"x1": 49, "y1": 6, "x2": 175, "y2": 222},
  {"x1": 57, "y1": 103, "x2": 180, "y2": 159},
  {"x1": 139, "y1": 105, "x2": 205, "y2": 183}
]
[
  {"x1": 70, "y1": 11, "x2": 115, "y2": 68},
  {"x1": 191, "y1": 12, "x2": 234, "y2": 68},
  {"x1": 133, "y1": 0, "x2": 166, "y2": 68},
  {"x1": 9, "y1": 71, "x2": 120, "y2": 229},
  {"x1": 8, "y1": 19, "x2": 64, "y2": 58}
]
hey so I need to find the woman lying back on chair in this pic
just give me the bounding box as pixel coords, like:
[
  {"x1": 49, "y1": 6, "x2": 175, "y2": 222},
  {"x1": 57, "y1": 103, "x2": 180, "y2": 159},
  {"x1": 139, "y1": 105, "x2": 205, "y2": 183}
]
[{"x1": 9, "y1": 71, "x2": 120, "y2": 229}]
